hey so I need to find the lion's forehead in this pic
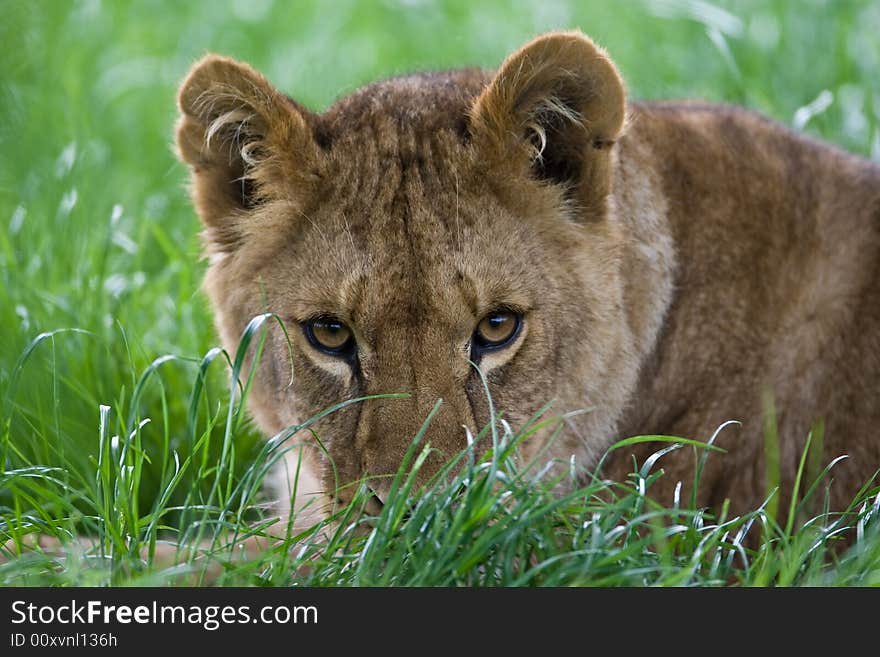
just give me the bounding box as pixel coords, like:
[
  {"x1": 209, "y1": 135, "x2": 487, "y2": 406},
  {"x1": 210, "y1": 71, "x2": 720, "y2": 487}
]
[
  {"x1": 283, "y1": 194, "x2": 536, "y2": 343},
  {"x1": 305, "y1": 225, "x2": 484, "y2": 338},
  {"x1": 266, "y1": 117, "x2": 548, "y2": 338},
  {"x1": 319, "y1": 69, "x2": 492, "y2": 137}
]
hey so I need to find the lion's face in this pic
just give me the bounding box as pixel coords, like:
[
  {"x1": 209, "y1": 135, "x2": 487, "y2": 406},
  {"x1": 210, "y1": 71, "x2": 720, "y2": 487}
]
[{"x1": 176, "y1": 33, "x2": 631, "y2": 511}]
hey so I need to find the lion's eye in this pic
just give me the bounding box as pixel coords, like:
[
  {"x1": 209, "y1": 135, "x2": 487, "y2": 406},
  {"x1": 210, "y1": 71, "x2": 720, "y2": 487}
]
[
  {"x1": 304, "y1": 317, "x2": 355, "y2": 356},
  {"x1": 473, "y1": 310, "x2": 522, "y2": 352}
]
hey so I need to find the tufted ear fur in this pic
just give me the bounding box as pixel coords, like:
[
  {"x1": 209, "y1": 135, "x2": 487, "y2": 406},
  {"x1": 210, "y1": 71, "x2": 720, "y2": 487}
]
[
  {"x1": 175, "y1": 55, "x2": 320, "y2": 247},
  {"x1": 470, "y1": 31, "x2": 626, "y2": 220}
]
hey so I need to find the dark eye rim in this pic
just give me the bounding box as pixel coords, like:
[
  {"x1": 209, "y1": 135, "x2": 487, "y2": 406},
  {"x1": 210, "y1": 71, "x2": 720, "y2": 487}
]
[
  {"x1": 472, "y1": 309, "x2": 523, "y2": 353},
  {"x1": 302, "y1": 315, "x2": 356, "y2": 357}
]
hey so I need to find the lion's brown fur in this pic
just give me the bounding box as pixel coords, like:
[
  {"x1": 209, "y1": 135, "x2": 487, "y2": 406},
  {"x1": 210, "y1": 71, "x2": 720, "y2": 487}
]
[{"x1": 175, "y1": 32, "x2": 880, "y2": 529}]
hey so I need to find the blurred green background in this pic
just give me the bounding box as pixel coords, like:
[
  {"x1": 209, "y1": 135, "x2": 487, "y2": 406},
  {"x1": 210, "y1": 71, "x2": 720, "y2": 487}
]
[{"x1": 1, "y1": 0, "x2": 879, "y2": 520}]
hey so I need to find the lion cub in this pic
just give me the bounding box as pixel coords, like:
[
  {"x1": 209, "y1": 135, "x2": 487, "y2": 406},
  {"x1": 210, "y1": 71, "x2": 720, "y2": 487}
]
[{"x1": 176, "y1": 31, "x2": 880, "y2": 528}]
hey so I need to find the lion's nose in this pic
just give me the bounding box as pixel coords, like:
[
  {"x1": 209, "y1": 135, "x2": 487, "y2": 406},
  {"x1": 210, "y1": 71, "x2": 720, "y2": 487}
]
[
  {"x1": 366, "y1": 484, "x2": 420, "y2": 522},
  {"x1": 365, "y1": 488, "x2": 385, "y2": 516}
]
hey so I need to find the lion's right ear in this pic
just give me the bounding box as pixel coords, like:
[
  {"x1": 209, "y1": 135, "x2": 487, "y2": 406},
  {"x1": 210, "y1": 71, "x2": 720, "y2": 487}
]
[
  {"x1": 469, "y1": 32, "x2": 626, "y2": 222},
  {"x1": 175, "y1": 55, "x2": 320, "y2": 237}
]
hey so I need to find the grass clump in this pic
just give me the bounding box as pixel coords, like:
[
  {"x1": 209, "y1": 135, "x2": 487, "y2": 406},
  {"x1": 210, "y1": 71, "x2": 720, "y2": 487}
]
[{"x1": 3, "y1": 317, "x2": 879, "y2": 587}]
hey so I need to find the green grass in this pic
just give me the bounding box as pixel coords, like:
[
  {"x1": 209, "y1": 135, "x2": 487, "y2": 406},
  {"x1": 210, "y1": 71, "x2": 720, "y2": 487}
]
[{"x1": 2, "y1": 0, "x2": 880, "y2": 586}]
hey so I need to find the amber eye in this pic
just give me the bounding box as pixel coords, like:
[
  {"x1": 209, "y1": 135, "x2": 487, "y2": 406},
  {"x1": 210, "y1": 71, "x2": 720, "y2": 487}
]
[
  {"x1": 304, "y1": 317, "x2": 355, "y2": 356},
  {"x1": 473, "y1": 310, "x2": 522, "y2": 352}
]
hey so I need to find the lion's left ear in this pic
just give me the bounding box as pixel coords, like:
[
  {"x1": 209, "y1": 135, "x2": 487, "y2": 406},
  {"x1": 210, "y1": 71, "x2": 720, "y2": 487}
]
[
  {"x1": 175, "y1": 54, "x2": 321, "y2": 244},
  {"x1": 469, "y1": 31, "x2": 626, "y2": 220}
]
